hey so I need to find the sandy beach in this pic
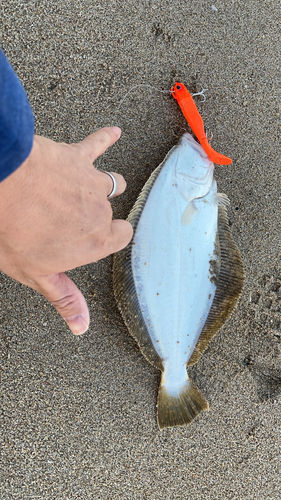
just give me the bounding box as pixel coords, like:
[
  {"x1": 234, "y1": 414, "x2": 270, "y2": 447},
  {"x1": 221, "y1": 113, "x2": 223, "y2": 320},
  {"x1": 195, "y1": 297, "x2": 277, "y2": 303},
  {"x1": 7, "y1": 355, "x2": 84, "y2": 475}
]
[{"x1": 1, "y1": 0, "x2": 281, "y2": 498}]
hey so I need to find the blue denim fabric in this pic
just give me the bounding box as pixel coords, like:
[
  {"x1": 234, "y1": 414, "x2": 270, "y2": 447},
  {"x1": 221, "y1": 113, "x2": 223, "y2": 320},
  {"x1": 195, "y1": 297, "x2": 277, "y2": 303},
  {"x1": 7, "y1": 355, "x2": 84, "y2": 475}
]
[{"x1": 0, "y1": 49, "x2": 34, "y2": 182}]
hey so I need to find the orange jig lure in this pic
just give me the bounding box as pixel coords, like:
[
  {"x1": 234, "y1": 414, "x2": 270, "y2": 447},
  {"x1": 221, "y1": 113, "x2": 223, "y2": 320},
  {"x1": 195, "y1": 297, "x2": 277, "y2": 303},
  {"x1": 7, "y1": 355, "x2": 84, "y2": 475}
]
[{"x1": 171, "y1": 82, "x2": 232, "y2": 165}]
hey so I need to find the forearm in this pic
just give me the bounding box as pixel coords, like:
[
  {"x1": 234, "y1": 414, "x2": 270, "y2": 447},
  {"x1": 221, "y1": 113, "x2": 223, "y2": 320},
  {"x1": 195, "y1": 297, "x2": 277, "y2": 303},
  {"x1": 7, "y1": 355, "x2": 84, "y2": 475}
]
[{"x1": 0, "y1": 49, "x2": 34, "y2": 181}]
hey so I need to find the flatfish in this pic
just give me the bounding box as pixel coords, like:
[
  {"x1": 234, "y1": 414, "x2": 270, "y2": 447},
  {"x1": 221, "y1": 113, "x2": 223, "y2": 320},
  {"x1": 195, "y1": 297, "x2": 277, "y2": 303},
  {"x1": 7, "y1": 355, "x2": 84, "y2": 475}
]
[{"x1": 113, "y1": 133, "x2": 244, "y2": 429}]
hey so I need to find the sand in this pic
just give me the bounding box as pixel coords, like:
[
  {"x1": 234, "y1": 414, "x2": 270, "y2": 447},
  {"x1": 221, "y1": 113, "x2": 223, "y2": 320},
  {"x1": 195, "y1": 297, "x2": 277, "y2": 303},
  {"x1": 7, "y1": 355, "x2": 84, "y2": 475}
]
[{"x1": 0, "y1": 0, "x2": 281, "y2": 498}]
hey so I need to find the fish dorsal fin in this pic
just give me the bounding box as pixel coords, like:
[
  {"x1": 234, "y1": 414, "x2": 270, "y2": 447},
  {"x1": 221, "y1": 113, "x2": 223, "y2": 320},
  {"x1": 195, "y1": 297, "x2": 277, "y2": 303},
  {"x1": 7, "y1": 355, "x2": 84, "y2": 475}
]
[
  {"x1": 113, "y1": 150, "x2": 178, "y2": 372},
  {"x1": 127, "y1": 146, "x2": 177, "y2": 231},
  {"x1": 187, "y1": 205, "x2": 245, "y2": 366}
]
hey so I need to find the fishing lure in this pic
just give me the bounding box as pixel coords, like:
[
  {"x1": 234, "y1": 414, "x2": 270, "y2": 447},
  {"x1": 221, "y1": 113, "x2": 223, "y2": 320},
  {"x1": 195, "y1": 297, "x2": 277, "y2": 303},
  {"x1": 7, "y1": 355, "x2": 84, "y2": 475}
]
[{"x1": 171, "y1": 82, "x2": 232, "y2": 165}]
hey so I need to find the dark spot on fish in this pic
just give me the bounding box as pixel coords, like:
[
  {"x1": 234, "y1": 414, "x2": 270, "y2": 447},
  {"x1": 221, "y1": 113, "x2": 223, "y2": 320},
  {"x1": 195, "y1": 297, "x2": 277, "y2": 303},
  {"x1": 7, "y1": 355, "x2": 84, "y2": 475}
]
[
  {"x1": 209, "y1": 257, "x2": 220, "y2": 286},
  {"x1": 177, "y1": 341, "x2": 180, "y2": 344},
  {"x1": 144, "y1": 262, "x2": 147, "y2": 265},
  {"x1": 208, "y1": 294, "x2": 211, "y2": 299},
  {"x1": 157, "y1": 293, "x2": 159, "y2": 295}
]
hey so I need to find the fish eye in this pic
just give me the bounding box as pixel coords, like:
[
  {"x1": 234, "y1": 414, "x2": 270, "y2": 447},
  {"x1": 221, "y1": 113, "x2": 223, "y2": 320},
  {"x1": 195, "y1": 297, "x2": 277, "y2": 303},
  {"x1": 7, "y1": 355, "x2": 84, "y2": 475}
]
[{"x1": 176, "y1": 85, "x2": 182, "y2": 90}]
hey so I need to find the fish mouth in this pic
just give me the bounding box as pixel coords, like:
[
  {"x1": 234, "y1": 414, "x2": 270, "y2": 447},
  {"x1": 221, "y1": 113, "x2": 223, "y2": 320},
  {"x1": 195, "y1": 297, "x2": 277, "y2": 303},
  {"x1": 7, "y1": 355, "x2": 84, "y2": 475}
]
[
  {"x1": 181, "y1": 133, "x2": 210, "y2": 160},
  {"x1": 175, "y1": 136, "x2": 214, "y2": 186}
]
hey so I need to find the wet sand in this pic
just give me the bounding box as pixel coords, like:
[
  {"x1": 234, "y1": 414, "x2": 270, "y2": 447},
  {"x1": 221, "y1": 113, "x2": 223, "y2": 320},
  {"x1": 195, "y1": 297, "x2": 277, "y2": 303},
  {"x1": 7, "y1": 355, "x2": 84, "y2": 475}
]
[{"x1": 1, "y1": 1, "x2": 281, "y2": 498}]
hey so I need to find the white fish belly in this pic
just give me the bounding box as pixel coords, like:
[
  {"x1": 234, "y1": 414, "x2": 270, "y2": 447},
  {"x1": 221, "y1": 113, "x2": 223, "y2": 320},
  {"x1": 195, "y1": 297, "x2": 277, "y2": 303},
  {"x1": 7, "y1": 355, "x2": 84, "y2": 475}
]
[{"x1": 131, "y1": 164, "x2": 218, "y2": 384}]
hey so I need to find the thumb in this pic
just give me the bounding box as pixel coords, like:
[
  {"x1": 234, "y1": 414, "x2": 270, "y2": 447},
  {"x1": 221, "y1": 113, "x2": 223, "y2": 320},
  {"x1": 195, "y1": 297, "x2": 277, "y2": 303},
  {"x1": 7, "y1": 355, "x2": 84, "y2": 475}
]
[{"x1": 35, "y1": 272, "x2": 90, "y2": 335}]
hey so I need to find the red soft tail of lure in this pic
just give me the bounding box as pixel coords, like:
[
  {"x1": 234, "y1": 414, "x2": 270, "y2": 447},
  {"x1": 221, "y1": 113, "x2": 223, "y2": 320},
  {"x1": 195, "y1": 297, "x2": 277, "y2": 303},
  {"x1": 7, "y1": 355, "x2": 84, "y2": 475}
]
[{"x1": 171, "y1": 82, "x2": 232, "y2": 165}]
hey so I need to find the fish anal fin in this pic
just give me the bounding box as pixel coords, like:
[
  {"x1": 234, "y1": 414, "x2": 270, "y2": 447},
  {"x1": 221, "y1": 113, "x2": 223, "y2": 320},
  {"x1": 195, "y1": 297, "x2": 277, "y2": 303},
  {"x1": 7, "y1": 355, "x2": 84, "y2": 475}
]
[
  {"x1": 188, "y1": 205, "x2": 245, "y2": 366},
  {"x1": 114, "y1": 248, "x2": 164, "y2": 371},
  {"x1": 157, "y1": 375, "x2": 209, "y2": 429}
]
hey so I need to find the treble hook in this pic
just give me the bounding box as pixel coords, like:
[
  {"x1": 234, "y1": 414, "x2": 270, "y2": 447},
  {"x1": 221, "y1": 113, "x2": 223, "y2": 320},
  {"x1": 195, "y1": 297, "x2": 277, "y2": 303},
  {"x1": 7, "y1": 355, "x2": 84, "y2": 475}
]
[{"x1": 191, "y1": 88, "x2": 208, "y2": 103}]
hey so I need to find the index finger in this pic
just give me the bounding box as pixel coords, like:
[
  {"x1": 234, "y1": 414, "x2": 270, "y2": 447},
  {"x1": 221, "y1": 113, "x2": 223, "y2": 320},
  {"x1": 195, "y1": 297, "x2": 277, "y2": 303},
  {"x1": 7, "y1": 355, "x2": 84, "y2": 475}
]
[{"x1": 78, "y1": 127, "x2": 121, "y2": 163}]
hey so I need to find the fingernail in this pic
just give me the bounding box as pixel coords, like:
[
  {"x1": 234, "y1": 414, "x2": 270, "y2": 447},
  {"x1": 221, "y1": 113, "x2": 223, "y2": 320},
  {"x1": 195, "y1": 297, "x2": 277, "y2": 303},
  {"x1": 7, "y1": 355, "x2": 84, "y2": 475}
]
[
  {"x1": 64, "y1": 314, "x2": 89, "y2": 335},
  {"x1": 110, "y1": 126, "x2": 121, "y2": 138}
]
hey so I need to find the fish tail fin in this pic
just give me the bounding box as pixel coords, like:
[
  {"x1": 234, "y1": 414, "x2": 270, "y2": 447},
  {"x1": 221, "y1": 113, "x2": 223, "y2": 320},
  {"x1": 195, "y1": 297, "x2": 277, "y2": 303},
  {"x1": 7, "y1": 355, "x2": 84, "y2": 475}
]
[
  {"x1": 200, "y1": 139, "x2": 232, "y2": 165},
  {"x1": 157, "y1": 373, "x2": 209, "y2": 429}
]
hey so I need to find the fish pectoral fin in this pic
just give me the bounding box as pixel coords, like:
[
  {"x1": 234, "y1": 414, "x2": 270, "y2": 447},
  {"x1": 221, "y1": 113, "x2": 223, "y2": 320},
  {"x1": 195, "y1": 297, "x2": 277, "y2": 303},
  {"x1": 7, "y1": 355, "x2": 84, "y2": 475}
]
[
  {"x1": 157, "y1": 374, "x2": 209, "y2": 429},
  {"x1": 216, "y1": 192, "x2": 230, "y2": 207},
  {"x1": 181, "y1": 201, "x2": 197, "y2": 225}
]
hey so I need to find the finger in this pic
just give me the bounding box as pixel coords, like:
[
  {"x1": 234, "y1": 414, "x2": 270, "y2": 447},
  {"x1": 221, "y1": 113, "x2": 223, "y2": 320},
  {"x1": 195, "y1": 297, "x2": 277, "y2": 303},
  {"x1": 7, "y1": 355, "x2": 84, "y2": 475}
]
[
  {"x1": 34, "y1": 273, "x2": 90, "y2": 335},
  {"x1": 106, "y1": 219, "x2": 133, "y2": 255},
  {"x1": 95, "y1": 171, "x2": 127, "y2": 198},
  {"x1": 78, "y1": 127, "x2": 121, "y2": 163},
  {"x1": 87, "y1": 219, "x2": 133, "y2": 262}
]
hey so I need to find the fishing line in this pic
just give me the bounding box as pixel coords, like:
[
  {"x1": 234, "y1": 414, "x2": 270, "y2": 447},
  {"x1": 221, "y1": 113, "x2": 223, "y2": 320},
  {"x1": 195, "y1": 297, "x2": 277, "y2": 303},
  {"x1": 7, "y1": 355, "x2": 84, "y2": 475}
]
[
  {"x1": 108, "y1": 84, "x2": 174, "y2": 169},
  {"x1": 110, "y1": 83, "x2": 207, "y2": 128},
  {"x1": 109, "y1": 82, "x2": 208, "y2": 170},
  {"x1": 110, "y1": 84, "x2": 172, "y2": 130},
  {"x1": 112, "y1": 84, "x2": 171, "y2": 114}
]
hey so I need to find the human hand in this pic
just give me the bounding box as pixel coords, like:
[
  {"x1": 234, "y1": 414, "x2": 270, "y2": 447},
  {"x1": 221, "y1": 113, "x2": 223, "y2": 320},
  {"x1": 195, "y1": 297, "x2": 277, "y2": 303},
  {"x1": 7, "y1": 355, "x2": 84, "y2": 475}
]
[{"x1": 0, "y1": 127, "x2": 133, "y2": 334}]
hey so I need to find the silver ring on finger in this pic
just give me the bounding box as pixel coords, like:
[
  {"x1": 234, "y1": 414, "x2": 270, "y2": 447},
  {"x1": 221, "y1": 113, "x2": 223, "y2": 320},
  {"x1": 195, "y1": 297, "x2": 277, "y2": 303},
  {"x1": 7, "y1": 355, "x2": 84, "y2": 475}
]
[{"x1": 104, "y1": 171, "x2": 118, "y2": 199}]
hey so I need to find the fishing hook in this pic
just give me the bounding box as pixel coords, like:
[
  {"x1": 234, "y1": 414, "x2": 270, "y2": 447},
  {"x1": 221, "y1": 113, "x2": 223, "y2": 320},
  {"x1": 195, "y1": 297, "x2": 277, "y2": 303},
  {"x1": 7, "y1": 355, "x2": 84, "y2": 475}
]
[{"x1": 191, "y1": 88, "x2": 208, "y2": 103}]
